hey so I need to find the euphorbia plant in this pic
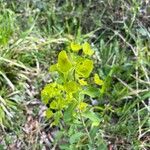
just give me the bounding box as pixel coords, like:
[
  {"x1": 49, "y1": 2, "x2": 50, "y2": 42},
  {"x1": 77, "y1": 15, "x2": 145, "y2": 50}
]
[{"x1": 41, "y1": 41, "x2": 104, "y2": 127}]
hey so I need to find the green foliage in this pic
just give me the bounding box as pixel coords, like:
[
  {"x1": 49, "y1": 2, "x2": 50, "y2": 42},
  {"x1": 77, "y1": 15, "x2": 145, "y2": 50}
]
[
  {"x1": 0, "y1": 0, "x2": 149, "y2": 149},
  {"x1": 0, "y1": 8, "x2": 15, "y2": 45},
  {"x1": 0, "y1": 90, "x2": 18, "y2": 128},
  {"x1": 41, "y1": 42, "x2": 105, "y2": 148},
  {"x1": 41, "y1": 42, "x2": 100, "y2": 123}
]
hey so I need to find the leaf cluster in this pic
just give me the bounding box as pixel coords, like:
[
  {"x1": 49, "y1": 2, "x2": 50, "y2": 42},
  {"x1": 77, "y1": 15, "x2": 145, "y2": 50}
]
[{"x1": 41, "y1": 42, "x2": 103, "y2": 127}]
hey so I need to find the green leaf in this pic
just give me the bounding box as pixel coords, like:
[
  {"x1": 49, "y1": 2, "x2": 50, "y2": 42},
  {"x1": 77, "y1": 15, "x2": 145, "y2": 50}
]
[
  {"x1": 82, "y1": 86, "x2": 100, "y2": 98},
  {"x1": 53, "y1": 111, "x2": 63, "y2": 125},
  {"x1": 76, "y1": 59, "x2": 93, "y2": 78},
  {"x1": 100, "y1": 76, "x2": 111, "y2": 96},
  {"x1": 58, "y1": 50, "x2": 72, "y2": 73},
  {"x1": 70, "y1": 132, "x2": 84, "y2": 144},
  {"x1": 0, "y1": 107, "x2": 5, "y2": 126},
  {"x1": 64, "y1": 102, "x2": 78, "y2": 123},
  {"x1": 82, "y1": 110, "x2": 100, "y2": 126},
  {"x1": 59, "y1": 144, "x2": 70, "y2": 150},
  {"x1": 0, "y1": 144, "x2": 4, "y2": 150}
]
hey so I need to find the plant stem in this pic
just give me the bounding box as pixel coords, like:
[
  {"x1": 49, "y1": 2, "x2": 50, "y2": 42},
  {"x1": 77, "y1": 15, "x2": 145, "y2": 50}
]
[{"x1": 79, "y1": 110, "x2": 92, "y2": 144}]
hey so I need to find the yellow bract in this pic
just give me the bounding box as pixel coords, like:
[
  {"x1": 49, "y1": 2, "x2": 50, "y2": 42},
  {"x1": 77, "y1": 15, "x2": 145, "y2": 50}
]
[
  {"x1": 94, "y1": 73, "x2": 104, "y2": 85},
  {"x1": 71, "y1": 42, "x2": 82, "y2": 52},
  {"x1": 76, "y1": 59, "x2": 93, "y2": 78},
  {"x1": 58, "y1": 50, "x2": 72, "y2": 73},
  {"x1": 78, "y1": 102, "x2": 88, "y2": 111},
  {"x1": 82, "y1": 42, "x2": 94, "y2": 56},
  {"x1": 78, "y1": 79, "x2": 87, "y2": 86},
  {"x1": 65, "y1": 81, "x2": 79, "y2": 93},
  {"x1": 49, "y1": 64, "x2": 57, "y2": 72},
  {"x1": 70, "y1": 42, "x2": 94, "y2": 56},
  {"x1": 46, "y1": 109, "x2": 53, "y2": 119},
  {"x1": 41, "y1": 83, "x2": 63, "y2": 104},
  {"x1": 50, "y1": 100, "x2": 59, "y2": 109}
]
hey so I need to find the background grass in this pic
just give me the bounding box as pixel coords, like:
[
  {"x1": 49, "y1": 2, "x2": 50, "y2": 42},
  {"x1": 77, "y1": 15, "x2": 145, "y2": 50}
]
[{"x1": 0, "y1": 0, "x2": 150, "y2": 149}]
